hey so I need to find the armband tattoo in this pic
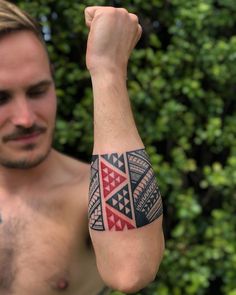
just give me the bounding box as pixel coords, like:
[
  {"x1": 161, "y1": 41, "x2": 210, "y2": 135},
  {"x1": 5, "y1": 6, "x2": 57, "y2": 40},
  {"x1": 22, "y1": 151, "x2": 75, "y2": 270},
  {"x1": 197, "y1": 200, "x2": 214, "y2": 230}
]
[{"x1": 89, "y1": 149, "x2": 163, "y2": 231}]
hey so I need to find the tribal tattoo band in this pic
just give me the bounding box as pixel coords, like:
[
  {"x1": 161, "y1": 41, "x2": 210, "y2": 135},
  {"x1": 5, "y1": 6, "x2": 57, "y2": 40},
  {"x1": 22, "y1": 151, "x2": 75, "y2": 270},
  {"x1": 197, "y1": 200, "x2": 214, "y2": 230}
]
[{"x1": 89, "y1": 149, "x2": 163, "y2": 231}]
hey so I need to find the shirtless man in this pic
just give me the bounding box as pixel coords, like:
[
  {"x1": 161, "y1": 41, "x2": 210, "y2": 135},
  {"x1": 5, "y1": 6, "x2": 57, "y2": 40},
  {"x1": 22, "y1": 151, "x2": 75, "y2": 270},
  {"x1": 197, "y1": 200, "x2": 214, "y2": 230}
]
[{"x1": 0, "y1": 1, "x2": 164, "y2": 294}]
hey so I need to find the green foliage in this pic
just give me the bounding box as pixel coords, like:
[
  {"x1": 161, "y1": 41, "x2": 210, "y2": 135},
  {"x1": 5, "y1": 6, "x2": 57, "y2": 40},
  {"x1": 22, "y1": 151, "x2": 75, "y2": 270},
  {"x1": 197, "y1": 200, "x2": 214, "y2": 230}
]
[{"x1": 15, "y1": 0, "x2": 236, "y2": 294}]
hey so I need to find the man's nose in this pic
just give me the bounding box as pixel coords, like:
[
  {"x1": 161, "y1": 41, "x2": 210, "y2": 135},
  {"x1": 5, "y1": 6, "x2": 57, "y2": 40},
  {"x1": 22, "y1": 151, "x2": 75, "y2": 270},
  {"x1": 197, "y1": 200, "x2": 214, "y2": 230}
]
[{"x1": 11, "y1": 98, "x2": 36, "y2": 128}]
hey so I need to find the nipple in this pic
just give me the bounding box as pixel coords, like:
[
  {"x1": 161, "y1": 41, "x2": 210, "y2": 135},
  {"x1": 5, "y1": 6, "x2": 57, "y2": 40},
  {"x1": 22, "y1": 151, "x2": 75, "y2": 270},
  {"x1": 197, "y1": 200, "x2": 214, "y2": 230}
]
[{"x1": 57, "y1": 278, "x2": 69, "y2": 290}]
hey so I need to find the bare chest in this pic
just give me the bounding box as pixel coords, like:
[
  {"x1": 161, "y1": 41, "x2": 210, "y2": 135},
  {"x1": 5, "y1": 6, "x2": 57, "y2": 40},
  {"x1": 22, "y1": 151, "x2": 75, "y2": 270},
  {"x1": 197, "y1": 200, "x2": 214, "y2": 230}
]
[{"x1": 0, "y1": 200, "x2": 103, "y2": 295}]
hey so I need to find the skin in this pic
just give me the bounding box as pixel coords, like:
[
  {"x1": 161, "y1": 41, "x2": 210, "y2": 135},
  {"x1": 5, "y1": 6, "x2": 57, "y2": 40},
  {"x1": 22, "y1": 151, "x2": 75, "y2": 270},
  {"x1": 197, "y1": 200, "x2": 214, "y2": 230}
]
[
  {"x1": 0, "y1": 30, "x2": 55, "y2": 170},
  {"x1": 85, "y1": 7, "x2": 164, "y2": 293},
  {"x1": 0, "y1": 31, "x2": 104, "y2": 295},
  {"x1": 0, "y1": 5, "x2": 164, "y2": 295}
]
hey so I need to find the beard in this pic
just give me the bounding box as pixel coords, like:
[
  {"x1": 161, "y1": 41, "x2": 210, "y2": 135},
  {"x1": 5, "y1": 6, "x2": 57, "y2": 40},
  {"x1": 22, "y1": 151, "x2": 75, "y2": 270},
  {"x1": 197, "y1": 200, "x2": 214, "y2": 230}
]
[
  {"x1": 0, "y1": 124, "x2": 54, "y2": 170},
  {"x1": 0, "y1": 145, "x2": 52, "y2": 169}
]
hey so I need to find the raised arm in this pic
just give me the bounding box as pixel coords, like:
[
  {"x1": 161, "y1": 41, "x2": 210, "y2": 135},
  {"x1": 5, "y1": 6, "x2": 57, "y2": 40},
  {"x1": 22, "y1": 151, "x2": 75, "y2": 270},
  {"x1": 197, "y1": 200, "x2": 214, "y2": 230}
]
[{"x1": 85, "y1": 6, "x2": 165, "y2": 293}]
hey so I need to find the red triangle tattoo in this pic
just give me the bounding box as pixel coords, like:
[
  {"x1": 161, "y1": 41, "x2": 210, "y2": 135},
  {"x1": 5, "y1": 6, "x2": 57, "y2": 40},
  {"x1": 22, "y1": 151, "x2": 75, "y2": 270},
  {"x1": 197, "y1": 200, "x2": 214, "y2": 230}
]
[
  {"x1": 101, "y1": 161, "x2": 126, "y2": 198},
  {"x1": 106, "y1": 207, "x2": 134, "y2": 231}
]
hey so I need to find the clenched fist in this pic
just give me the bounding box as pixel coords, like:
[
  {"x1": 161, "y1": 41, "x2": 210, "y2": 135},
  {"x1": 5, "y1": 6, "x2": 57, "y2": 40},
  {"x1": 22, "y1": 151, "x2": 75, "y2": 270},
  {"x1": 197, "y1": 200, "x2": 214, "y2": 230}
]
[{"x1": 84, "y1": 6, "x2": 142, "y2": 77}]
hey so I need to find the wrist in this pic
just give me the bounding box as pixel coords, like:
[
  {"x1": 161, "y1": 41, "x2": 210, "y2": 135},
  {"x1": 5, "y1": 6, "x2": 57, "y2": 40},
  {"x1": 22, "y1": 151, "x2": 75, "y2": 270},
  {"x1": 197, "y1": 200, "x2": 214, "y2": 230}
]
[
  {"x1": 88, "y1": 63, "x2": 127, "y2": 82},
  {"x1": 90, "y1": 71, "x2": 128, "y2": 94}
]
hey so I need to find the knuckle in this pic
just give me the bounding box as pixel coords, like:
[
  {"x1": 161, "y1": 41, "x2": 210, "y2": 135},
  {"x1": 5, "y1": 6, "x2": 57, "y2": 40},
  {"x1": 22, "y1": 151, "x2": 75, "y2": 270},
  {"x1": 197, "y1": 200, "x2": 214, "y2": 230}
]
[
  {"x1": 130, "y1": 13, "x2": 139, "y2": 23},
  {"x1": 105, "y1": 7, "x2": 118, "y2": 16},
  {"x1": 138, "y1": 25, "x2": 143, "y2": 38},
  {"x1": 129, "y1": 13, "x2": 138, "y2": 21},
  {"x1": 118, "y1": 7, "x2": 128, "y2": 14}
]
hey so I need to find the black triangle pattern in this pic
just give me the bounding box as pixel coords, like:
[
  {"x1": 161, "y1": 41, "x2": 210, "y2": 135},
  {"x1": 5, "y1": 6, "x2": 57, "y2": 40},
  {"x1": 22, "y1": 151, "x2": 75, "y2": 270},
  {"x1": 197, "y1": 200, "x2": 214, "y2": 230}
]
[
  {"x1": 106, "y1": 185, "x2": 132, "y2": 219},
  {"x1": 89, "y1": 155, "x2": 105, "y2": 231},
  {"x1": 127, "y1": 150, "x2": 150, "y2": 194},
  {"x1": 89, "y1": 203, "x2": 105, "y2": 231},
  {"x1": 102, "y1": 153, "x2": 126, "y2": 173}
]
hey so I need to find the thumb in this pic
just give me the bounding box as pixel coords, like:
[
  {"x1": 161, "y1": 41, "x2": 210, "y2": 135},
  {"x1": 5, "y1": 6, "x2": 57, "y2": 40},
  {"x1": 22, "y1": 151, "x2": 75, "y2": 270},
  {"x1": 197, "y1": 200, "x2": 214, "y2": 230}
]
[{"x1": 84, "y1": 6, "x2": 100, "y2": 28}]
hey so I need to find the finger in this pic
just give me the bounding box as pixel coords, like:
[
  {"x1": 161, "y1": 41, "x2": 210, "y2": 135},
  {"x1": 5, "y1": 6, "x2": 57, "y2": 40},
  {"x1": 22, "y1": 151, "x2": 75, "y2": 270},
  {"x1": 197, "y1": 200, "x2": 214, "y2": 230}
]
[
  {"x1": 137, "y1": 24, "x2": 143, "y2": 42},
  {"x1": 129, "y1": 13, "x2": 139, "y2": 24},
  {"x1": 84, "y1": 6, "x2": 101, "y2": 27},
  {"x1": 128, "y1": 13, "x2": 142, "y2": 42},
  {"x1": 117, "y1": 7, "x2": 128, "y2": 14}
]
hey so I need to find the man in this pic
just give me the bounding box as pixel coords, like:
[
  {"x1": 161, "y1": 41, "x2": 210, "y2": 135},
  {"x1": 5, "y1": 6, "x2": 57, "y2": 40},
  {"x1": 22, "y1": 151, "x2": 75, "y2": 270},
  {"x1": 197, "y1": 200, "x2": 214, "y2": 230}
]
[{"x1": 0, "y1": 1, "x2": 164, "y2": 294}]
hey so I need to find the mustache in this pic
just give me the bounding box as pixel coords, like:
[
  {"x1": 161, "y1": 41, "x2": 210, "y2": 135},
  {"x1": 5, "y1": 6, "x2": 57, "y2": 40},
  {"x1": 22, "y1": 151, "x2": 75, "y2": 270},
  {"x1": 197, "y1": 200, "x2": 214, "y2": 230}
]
[{"x1": 3, "y1": 125, "x2": 47, "y2": 142}]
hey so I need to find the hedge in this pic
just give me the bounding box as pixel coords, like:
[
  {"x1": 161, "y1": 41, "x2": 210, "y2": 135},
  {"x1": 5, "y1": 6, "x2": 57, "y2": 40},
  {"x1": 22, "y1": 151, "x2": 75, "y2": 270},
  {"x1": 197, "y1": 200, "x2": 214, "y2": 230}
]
[{"x1": 14, "y1": 0, "x2": 236, "y2": 294}]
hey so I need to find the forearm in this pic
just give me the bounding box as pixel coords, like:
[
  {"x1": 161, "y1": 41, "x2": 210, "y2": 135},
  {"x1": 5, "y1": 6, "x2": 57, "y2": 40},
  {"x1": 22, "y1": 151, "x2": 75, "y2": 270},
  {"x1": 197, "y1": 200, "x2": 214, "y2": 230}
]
[
  {"x1": 85, "y1": 7, "x2": 164, "y2": 292},
  {"x1": 91, "y1": 72, "x2": 143, "y2": 153},
  {"x1": 90, "y1": 72, "x2": 162, "y2": 226},
  {"x1": 89, "y1": 72, "x2": 164, "y2": 292}
]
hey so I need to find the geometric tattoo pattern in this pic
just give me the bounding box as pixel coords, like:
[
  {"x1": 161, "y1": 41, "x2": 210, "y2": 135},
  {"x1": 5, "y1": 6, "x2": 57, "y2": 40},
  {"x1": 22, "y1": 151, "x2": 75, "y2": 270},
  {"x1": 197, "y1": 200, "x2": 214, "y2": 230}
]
[{"x1": 89, "y1": 149, "x2": 163, "y2": 231}]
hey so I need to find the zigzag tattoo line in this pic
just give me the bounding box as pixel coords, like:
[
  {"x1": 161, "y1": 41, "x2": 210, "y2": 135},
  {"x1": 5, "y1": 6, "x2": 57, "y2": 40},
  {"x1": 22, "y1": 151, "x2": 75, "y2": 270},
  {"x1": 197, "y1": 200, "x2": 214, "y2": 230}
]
[{"x1": 89, "y1": 149, "x2": 163, "y2": 231}]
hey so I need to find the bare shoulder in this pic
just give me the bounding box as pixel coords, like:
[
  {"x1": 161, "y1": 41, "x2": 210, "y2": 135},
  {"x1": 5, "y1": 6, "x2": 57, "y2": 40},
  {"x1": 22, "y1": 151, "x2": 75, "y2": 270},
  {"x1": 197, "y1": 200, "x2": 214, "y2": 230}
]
[
  {"x1": 53, "y1": 149, "x2": 90, "y2": 183},
  {"x1": 51, "y1": 149, "x2": 91, "y2": 210}
]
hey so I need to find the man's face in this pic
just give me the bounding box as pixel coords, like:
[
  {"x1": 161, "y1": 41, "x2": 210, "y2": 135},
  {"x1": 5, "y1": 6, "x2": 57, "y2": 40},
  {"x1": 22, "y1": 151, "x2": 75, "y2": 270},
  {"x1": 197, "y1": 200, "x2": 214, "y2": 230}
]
[{"x1": 0, "y1": 31, "x2": 57, "y2": 169}]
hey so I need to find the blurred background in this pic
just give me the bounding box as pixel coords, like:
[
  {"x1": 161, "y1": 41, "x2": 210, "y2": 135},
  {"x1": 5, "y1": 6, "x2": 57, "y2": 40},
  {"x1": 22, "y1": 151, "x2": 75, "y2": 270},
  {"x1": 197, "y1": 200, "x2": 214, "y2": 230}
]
[{"x1": 13, "y1": 0, "x2": 236, "y2": 294}]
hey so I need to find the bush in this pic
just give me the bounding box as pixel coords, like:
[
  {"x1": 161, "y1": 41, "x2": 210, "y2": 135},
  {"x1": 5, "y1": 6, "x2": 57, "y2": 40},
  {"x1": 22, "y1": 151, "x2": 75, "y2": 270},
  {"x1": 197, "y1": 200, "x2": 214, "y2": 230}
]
[{"x1": 15, "y1": 0, "x2": 236, "y2": 294}]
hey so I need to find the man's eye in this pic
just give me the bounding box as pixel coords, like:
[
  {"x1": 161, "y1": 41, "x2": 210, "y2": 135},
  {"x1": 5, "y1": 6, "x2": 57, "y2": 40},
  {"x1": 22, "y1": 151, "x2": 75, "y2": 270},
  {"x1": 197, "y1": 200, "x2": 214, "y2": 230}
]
[
  {"x1": 0, "y1": 93, "x2": 10, "y2": 106},
  {"x1": 28, "y1": 89, "x2": 47, "y2": 98}
]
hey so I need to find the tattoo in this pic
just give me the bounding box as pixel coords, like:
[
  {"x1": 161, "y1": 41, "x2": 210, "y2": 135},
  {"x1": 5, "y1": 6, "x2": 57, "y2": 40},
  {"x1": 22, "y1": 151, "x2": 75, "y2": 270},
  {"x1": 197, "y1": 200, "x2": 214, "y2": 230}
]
[
  {"x1": 0, "y1": 213, "x2": 2, "y2": 224},
  {"x1": 89, "y1": 149, "x2": 163, "y2": 231}
]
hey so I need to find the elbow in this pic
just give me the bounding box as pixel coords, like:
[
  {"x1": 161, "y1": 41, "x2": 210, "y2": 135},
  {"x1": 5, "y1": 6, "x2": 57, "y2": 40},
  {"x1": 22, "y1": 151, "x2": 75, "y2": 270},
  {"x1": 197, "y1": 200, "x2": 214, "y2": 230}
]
[
  {"x1": 98, "y1": 227, "x2": 165, "y2": 293},
  {"x1": 105, "y1": 256, "x2": 164, "y2": 294},
  {"x1": 111, "y1": 266, "x2": 158, "y2": 294},
  {"x1": 117, "y1": 246, "x2": 165, "y2": 293}
]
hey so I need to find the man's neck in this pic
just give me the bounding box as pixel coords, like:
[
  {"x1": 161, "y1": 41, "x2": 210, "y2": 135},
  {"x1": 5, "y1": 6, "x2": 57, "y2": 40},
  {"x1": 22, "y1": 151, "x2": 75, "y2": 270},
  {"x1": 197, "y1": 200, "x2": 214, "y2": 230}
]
[{"x1": 0, "y1": 149, "x2": 58, "y2": 197}]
